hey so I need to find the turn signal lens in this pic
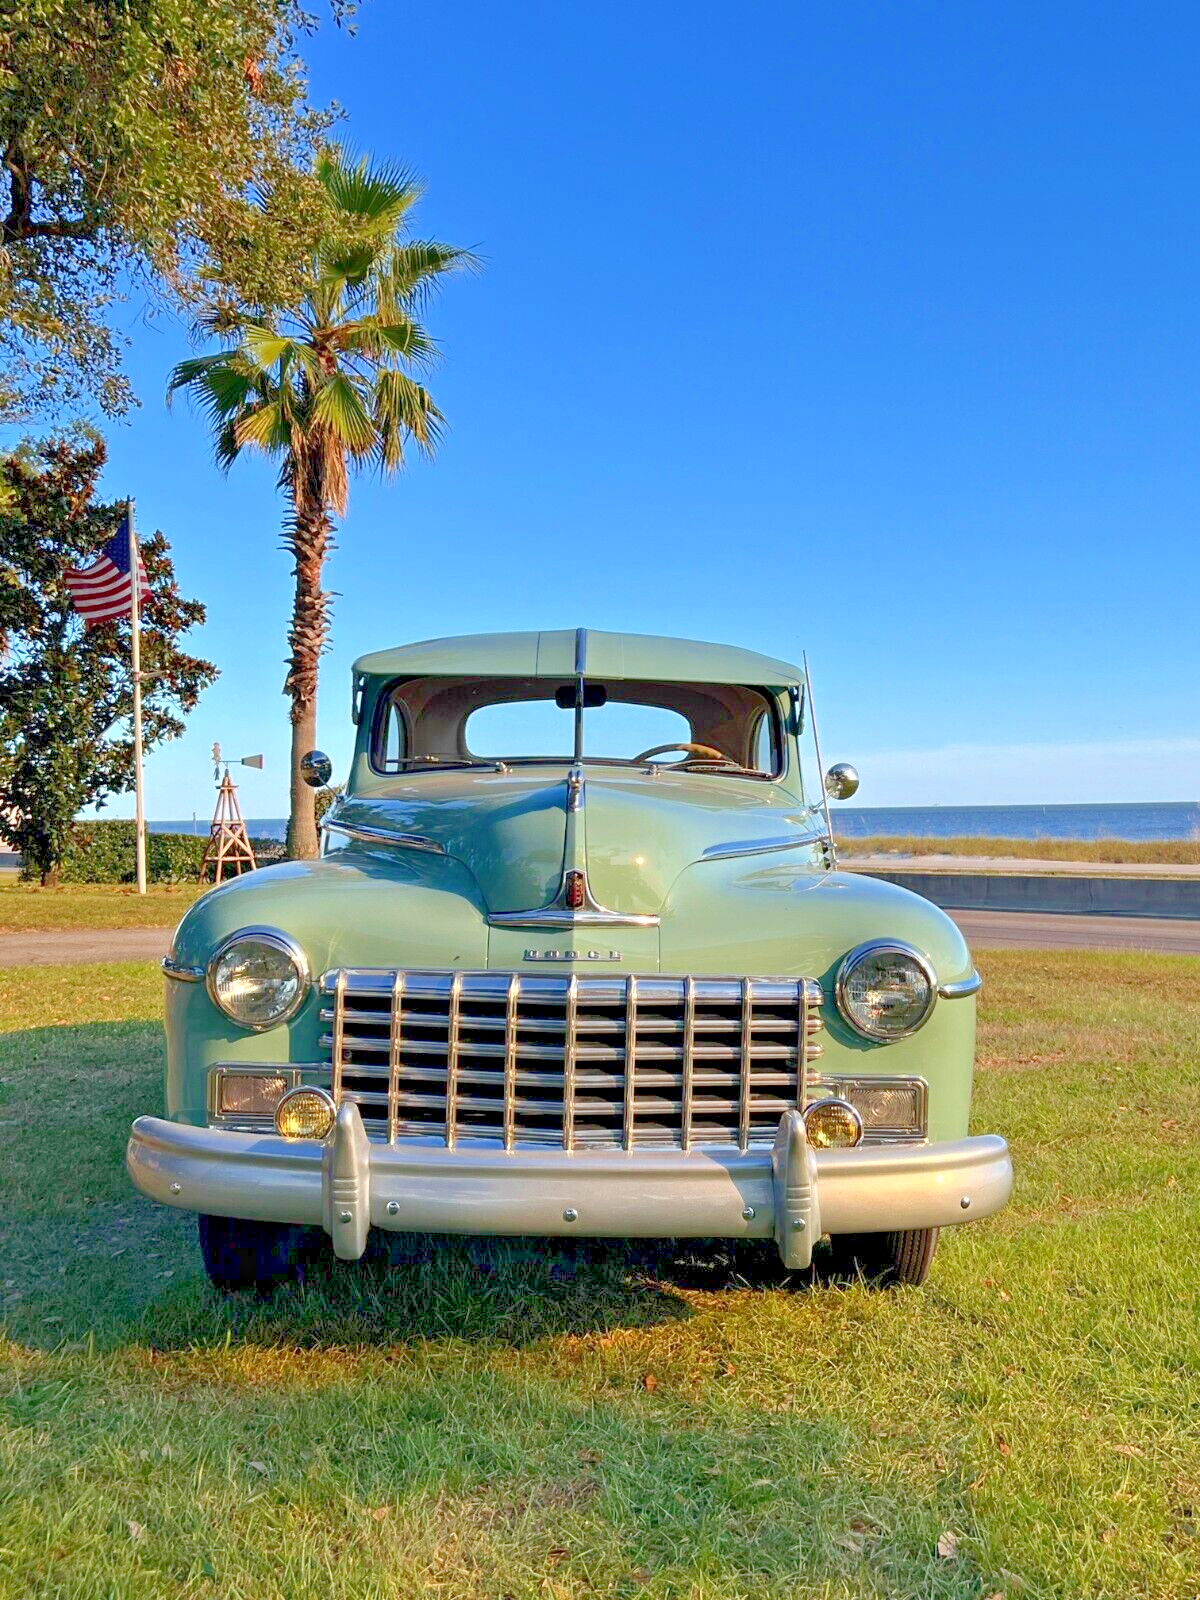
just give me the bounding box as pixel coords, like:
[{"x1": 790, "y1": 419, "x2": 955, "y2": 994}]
[
  {"x1": 803, "y1": 1097, "x2": 864, "y2": 1149},
  {"x1": 217, "y1": 1072, "x2": 288, "y2": 1118},
  {"x1": 275, "y1": 1087, "x2": 336, "y2": 1141}
]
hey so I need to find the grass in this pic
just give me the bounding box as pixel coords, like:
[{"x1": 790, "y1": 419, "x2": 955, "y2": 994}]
[
  {"x1": 0, "y1": 882, "x2": 204, "y2": 933},
  {"x1": 838, "y1": 834, "x2": 1200, "y2": 867},
  {"x1": 1, "y1": 953, "x2": 1198, "y2": 1599}
]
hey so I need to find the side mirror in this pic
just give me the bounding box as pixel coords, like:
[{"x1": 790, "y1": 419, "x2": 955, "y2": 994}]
[
  {"x1": 300, "y1": 749, "x2": 333, "y2": 789},
  {"x1": 824, "y1": 762, "x2": 860, "y2": 800}
]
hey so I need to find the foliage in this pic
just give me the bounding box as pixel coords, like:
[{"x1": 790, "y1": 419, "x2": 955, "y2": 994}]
[
  {"x1": 54, "y1": 821, "x2": 206, "y2": 883},
  {"x1": 169, "y1": 149, "x2": 473, "y2": 859},
  {"x1": 0, "y1": 950, "x2": 1197, "y2": 1597},
  {"x1": 0, "y1": 0, "x2": 355, "y2": 421},
  {"x1": 44, "y1": 820, "x2": 286, "y2": 883},
  {"x1": 0, "y1": 433, "x2": 217, "y2": 881},
  {"x1": 314, "y1": 782, "x2": 343, "y2": 825}
]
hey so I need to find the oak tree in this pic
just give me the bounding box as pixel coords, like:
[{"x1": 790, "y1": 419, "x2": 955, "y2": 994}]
[{"x1": 0, "y1": 432, "x2": 217, "y2": 880}]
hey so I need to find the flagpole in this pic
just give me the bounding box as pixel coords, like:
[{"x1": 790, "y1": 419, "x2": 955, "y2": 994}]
[{"x1": 128, "y1": 499, "x2": 147, "y2": 896}]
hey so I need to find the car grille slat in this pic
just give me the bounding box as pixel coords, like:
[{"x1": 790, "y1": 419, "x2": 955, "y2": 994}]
[{"x1": 320, "y1": 970, "x2": 825, "y2": 1151}]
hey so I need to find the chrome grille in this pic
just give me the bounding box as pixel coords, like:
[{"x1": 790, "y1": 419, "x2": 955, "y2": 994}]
[{"x1": 319, "y1": 970, "x2": 825, "y2": 1151}]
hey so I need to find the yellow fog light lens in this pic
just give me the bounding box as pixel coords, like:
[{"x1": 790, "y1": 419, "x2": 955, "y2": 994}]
[
  {"x1": 803, "y1": 1097, "x2": 864, "y2": 1149},
  {"x1": 275, "y1": 1087, "x2": 336, "y2": 1141}
]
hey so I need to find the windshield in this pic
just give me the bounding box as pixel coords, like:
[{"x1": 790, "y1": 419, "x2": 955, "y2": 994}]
[{"x1": 371, "y1": 676, "x2": 782, "y2": 778}]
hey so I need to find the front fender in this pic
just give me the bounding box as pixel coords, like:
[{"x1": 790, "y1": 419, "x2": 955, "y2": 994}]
[
  {"x1": 164, "y1": 849, "x2": 488, "y2": 1123},
  {"x1": 659, "y1": 862, "x2": 978, "y2": 1142}
]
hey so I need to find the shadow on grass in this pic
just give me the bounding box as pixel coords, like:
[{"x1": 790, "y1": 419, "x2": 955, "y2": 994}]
[{"x1": 0, "y1": 1015, "x2": 831, "y2": 1359}]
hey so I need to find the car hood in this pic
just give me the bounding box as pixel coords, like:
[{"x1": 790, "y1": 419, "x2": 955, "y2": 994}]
[{"x1": 334, "y1": 765, "x2": 822, "y2": 915}]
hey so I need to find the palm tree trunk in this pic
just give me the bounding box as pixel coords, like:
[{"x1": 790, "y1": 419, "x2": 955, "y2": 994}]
[{"x1": 284, "y1": 462, "x2": 333, "y2": 860}]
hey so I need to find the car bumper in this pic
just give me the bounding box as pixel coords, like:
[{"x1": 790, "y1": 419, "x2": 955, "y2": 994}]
[{"x1": 127, "y1": 1106, "x2": 1013, "y2": 1269}]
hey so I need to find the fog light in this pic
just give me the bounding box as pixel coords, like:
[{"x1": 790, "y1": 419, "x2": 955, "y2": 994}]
[
  {"x1": 275, "y1": 1086, "x2": 336, "y2": 1140},
  {"x1": 803, "y1": 1097, "x2": 863, "y2": 1149},
  {"x1": 216, "y1": 1071, "x2": 288, "y2": 1119}
]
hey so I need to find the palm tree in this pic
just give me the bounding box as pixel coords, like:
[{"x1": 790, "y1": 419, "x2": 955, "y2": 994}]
[{"x1": 169, "y1": 150, "x2": 472, "y2": 858}]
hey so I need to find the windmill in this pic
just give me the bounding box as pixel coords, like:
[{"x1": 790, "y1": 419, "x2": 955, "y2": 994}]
[{"x1": 199, "y1": 744, "x2": 263, "y2": 883}]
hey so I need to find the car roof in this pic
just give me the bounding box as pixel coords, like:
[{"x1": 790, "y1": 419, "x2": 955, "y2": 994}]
[{"x1": 353, "y1": 628, "x2": 804, "y2": 686}]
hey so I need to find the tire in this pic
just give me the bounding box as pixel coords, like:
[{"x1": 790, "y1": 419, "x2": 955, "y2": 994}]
[
  {"x1": 198, "y1": 1214, "x2": 316, "y2": 1294},
  {"x1": 824, "y1": 1227, "x2": 939, "y2": 1287}
]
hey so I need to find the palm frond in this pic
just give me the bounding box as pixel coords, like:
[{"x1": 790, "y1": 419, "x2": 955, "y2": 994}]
[
  {"x1": 331, "y1": 316, "x2": 435, "y2": 365},
  {"x1": 372, "y1": 368, "x2": 444, "y2": 471},
  {"x1": 242, "y1": 325, "x2": 307, "y2": 371},
  {"x1": 375, "y1": 241, "x2": 478, "y2": 317},
  {"x1": 309, "y1": 372, "x2": 377, "y2": 456},
  {"x1": 316, "y1": 146, "x2": 424, "y2": 234},
  {"x1": 166, "y1": 352, "x2": 232, "y2": 401},
  {"x1": 234, "y1": 401, "x2": 294, "y2": 454}
]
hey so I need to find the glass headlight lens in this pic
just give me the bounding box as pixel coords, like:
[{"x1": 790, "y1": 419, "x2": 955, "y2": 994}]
[
  {"x1": 207, "y1": 931, "x2": 308, "y2": 1030},
  {"x1": 836, "y1": 943, "x2": 936, "y2": 1041}
]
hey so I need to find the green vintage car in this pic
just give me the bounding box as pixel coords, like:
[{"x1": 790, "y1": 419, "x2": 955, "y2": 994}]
[{"x1": 128, "y1": 628, "x2": 1012, "y2": 1292}]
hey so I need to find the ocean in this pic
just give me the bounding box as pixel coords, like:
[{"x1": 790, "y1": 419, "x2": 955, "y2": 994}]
[{"x1": 151, "y1": 800, "x2": 1200, "y2": 844}]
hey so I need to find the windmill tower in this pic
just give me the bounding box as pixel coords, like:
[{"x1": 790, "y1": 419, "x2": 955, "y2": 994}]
[{"x1": 199, "y1": 744, "x2": 261, "y2": 883}]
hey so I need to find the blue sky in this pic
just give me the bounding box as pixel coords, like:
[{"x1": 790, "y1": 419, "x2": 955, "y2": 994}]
[{"x1": 83, "y1": 0, "x2": 1198, "y2": 819}]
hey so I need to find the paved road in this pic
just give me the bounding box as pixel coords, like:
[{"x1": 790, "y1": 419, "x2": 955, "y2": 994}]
[
  {"x1": 950, "y1": 909, "x2": 1200, "y2": 954},
  {"x1": 0, "y1": 926, "x2": 173, "y2": 967},
  {"x1": 846, "y1": 852, "x2": 1200, "y2": 879},
  {"x1": 1, "y1": 912, "x2": 1199, "y2": 968}
]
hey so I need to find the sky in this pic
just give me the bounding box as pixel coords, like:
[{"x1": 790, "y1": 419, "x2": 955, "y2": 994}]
[{"x1": 75, "y1": 0, "x2": 1199, "y2": 819}]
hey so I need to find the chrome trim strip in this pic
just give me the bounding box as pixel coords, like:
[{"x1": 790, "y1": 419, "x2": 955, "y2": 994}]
[
  {"x1": 322, "y1": 819, "x2": 446, "y2": 855},
  {"x1": 488, "y1": 905, "x2": 660, "y2": 929},
  {"x1": 563, "y1": 974, "x2": 579, "y2": 1151},
  {"x1": 701, "y1": 834, "x2": 819, "y2": 862},
  {"x1": 738, "y1": 977, "x2": 752, "y2": 1152},
  {"x1": 566, "y1": 763, "x2": 584, "y2": 813},
  {"x1": 681, "y1": 976, "x2": 696, "y2": 1153},
  {"x1": 622, "y1": 974, "x2": 638, "y2": 1152},
  {"x1": 939, "y1": 970, "x2": 983, "y2": 1000},
  {"x1": 834, "y1": 939, "x2": 938, "y2": 1042},
  {"x1": 387, "y1": 971, "x2": 404, "y2": 1145},
  {"x1": 445, "y1": 971, "x2": 463, "y2": 1150},
  {"x1": 503, "y1": 972, "x2": 519, "y2": 1152},
  {"x1": 331, "y1": 968, "x2": 347, "y2": 1104},
  {"x1": 162, "y1": 956, "x2": 204, "y2": 983}
]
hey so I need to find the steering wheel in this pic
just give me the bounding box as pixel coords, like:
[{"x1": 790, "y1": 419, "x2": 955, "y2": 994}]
[{"x1": 633, "y1": 741, "x2": 731, "y2": 766}]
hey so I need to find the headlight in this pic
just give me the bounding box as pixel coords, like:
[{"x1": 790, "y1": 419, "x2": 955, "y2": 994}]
[
  {"x1": 835, "y1": 941, "x2": 936, "y2": 1041},
  {"x1": 206, "y1": 928, "x2": 309, "y2": 1030}
]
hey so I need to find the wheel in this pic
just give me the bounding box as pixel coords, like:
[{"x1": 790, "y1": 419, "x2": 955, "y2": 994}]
[
  {"x1": 824, "y1": 1228, "x2": 939, "y2": 1287},
  {"x1": 198, "y1": 1214, "x2": 316, "y2": 1294}
]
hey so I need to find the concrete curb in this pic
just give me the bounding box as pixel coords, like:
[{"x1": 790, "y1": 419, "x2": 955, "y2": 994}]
[{"x1": 848, "y1": 868, "x2": 1200, "y2": 921}]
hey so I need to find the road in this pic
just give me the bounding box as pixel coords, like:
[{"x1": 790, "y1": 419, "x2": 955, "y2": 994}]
[
  {"x1": 2, "y1": 911, "x2": 1199, "y2": 969},
  {"x1": 950, "y1": 909, "x2": 1200, "y2": 953}
]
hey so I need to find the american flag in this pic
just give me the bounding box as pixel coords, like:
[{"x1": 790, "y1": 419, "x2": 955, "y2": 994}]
[{"x1": 64, "y1": 512, "x2": 147, "y2": 627}]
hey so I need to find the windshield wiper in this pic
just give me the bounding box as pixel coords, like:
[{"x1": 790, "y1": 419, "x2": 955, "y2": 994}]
[{"x1": 399, "y1": 756, "x2": 510, "y2": 773}]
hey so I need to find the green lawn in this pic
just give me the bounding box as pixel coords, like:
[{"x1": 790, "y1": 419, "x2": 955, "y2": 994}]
[
  {"x1": 0, "y1": 883, "x2": 204, "y2": 933},
  {"x1": 1, "y1": 953, "x2": 1197, "y2": 1599},
  {"x1": 839, "y1": 834, "x2": 1200, "y2": 867}
]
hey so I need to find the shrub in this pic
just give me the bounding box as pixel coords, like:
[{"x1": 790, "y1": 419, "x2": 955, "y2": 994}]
[
  {"x1": 53, "y1": 822, "x2": 207, "y2": 884},
  {"x1": 40, "y1": 821, "x2": 288, "y2": 883}
]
